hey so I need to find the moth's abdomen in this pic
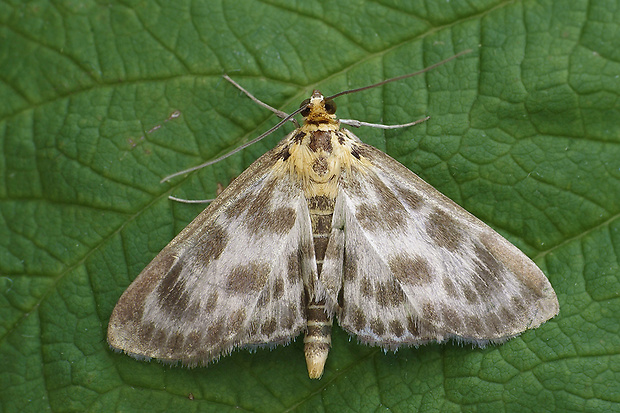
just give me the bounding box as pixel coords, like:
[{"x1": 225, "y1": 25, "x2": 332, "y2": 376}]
[
  {"x1": 304, "y1": 301, "x2": 332, "y2": 378},
  {"x1": 309, "y1": 195, "x2": 335, "y2": 274},
  {"x1": 304, "y1": 195, "x2": 336, "y2": 378}
]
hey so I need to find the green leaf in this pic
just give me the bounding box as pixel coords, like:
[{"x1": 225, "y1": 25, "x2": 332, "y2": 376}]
[{"x1": 1, "y1": 0, "x2": 618, "y2": 412}]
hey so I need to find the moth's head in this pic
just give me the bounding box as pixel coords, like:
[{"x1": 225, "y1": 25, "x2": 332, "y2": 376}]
[{"x1": 299, "y1": 90, "x2": 338, "y2": 124}]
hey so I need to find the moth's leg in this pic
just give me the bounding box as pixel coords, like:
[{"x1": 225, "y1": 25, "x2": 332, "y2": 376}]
[
  {"x1": 167, "y1": 195, "x2": 214, "y2": 204},
  {"x1": 340, "y1": 116, "x2": 430, "y2": 129}
]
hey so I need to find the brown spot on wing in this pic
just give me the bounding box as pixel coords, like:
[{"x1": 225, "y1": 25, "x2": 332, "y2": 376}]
[
  {"x1": 442, "y1": 307, "x2": 462, "y2": 332},
  {"x1": 227, "y1": 261, "x2": 270, "y2": 294},
  {"x1": 138, "y1": 321, "x2": 155, "y2": 343},
  {"x1": 371, "y1": 318, "x2": 385, "y2": 335},
  {"x1": 244, "y1": 179, "x2": 298, "y2": 235},
  {"x1": 377, "y1": 282, "x2": 391, "y2": 307},
  {"x1": 153, "y1": 329, "x2": 167, "y2": 350},
  {"x1": 229, "y1": 309, "x2": 246, "y2": 331},
  {"x1": 500, "y1": 306, "x2": 518, "y2": 325},
  {"x1": 471, "y1": 273, "x2": 489, "y2": 298},
  {"x1": 156, "y1": 259, "x2": 191, "y2": 320},
  {"x1": 205, "y1": 317, "x2": 226, "y2": 343},
  {"x1": 343, "y1": 174, "x2": 365, "y2": 197},
  {"x1": 422, "y1": 303, "x2": 439, "y2": 323},
  {"x1": 406, "y1": 316, "x2": 418, "y2": 336},
  {"x1": 353, "y1": 173, "x2": 411, "y2": 232},
  {"x1": 261, "y1": 318, "x2": 277, "y2": 335},
  {"x1": 389, "y1": 320, "x2": 405, "y2": 337},
  {"x1": 224, "y1": 193, "x2": 254, "y2": 219},
  {"x1": 485, "y1": 312, "x2": 504, "y2": 336},
  {"x1": 355, "y1": 204, "x2": 382, "y2": 231},
  {"x1": 511, "y1": 296, "x2": 527, "y2": 314},
  {"x1": 389, "y1": 254, "x2": 434, "y2": 286},
  {"x1": 257, "y1": 290, "x2": 270, "y2": 306},
  {"x1": 473, "y1": 243, "x2": 505, "y2": 291},
  {"x1": 248, "y1": 321, "x2": 259, "y2": 336},
  {"x1": 166, "y1": 333, "x2": 184, "y2": 356},
  {"x1": 343, "y1": 251, "x2": 357, "y2": 282},
  {"x1": 464, "y1": 315, "x2": 484, "y2": 336},
  {"x1": 268, "y1": 207, "x2": 297, "y2": 234},
  {"x1": 388, "y1": 282, "x2": 406, "y2": 306},
  {"x1": 273, "y1": 276, "x2": 285, "y2": 299},
  {"x1": 463, "y1": 286, "x2": 478, "y2": 303},
  {"x1": 204, "y1": 291, "x2": 218, "y2": 314},
  {"x1": 376, "y1": 281, "x2": 405, "y2": 307},
  {"x1": 183, "y1": 301, "x2": 200, "y2": 323},
  {"x1": 201, "y1": 224, "x2": 229, "y2": 262},
  {"x1": 287, "y1": 250, "x2": 301, "y2": 285},
  {"x1": 153, "y1": 256, "x2": 180, "y2": 299},
  {"x1": 361, "y1": 278, "x2": 373, "y2": 298},
  {"x1": 395, "y1": 186, "x2": 424, "y2": 210},
  {"x1": 282, "y1": 303, "x2": 298, "y2": 330},
  {"x1": 426, "y1": 209, "x2": 463, "y2": 251},
  {"x1": 351, "y1": 306, "x2": 366, "y2": 330},
  {"x1": 186, "y1": 331, "x2": 201, "y2": 351},
  {"x1": 442, "y1": 277, "x2": 458, "y2": 298}
]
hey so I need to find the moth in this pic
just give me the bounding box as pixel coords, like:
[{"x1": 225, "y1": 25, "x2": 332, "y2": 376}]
[{"x1": 108, "y1": 52, "x2": 559, "y2": 379}]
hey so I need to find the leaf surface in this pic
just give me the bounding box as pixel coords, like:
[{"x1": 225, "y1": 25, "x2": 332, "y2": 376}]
[{"x1": 1, "y1": 1, "x2": 618, "y2": 412}]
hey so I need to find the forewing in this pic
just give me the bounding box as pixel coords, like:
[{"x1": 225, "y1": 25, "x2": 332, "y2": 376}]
[
  {"x1": 108, "y1": 142, "x2": 314, "y2": 365},
  {"x1": 336, "y1": 134, "x2": 559, "y2": 348}
]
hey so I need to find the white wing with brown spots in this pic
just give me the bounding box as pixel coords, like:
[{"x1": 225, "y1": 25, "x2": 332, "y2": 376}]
[
  {"x1": 323, "y1": 130, "x2": 559, "y2": 348},
  {"x1": 108, "y1": 139, "x2": 317, "y2": 366}
]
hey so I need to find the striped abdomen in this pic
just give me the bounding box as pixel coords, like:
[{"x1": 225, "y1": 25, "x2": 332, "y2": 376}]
[{"x1": 304, "y1": 195, "x2": 336, "y2": 378}]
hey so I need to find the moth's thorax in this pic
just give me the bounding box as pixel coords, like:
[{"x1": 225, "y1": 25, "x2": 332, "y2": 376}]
[{"x1": 278, "y1": 91, "x2": 365, "y2": 199}]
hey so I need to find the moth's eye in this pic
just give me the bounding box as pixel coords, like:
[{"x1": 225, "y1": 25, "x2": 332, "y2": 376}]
[
  {"x1": 300, "y1": 98, "x2": 311, "y2": 117},
  {"x1": 324, "y1": 100, "x2": 337, "y2": 115}
]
